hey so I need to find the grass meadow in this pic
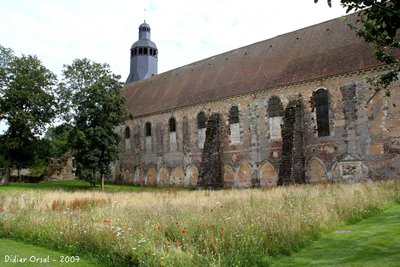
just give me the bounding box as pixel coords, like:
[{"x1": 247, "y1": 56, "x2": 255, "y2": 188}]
[{"x1": 0, "y1": 180, "x2": 400, "y2": 266}]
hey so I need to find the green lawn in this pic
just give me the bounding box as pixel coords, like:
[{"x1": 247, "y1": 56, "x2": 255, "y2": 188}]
[
  {"x1": 0, "y1": 179, "x2": 189, "y2": 193},
  {"x1": 270, "y1": 204, "x2": 400, "y2": 266},
  {"x1": 0, "y1": 239, "x2": 103, "y2": 267}
]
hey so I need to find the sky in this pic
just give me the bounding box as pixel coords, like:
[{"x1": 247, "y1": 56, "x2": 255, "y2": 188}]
[{"x1": 0, "y1": 0, "x2": 347, "y2": 80}]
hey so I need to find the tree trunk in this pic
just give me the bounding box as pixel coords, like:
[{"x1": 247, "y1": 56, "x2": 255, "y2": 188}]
[
  {"x1": 0, "y1": 167, "x2": 10, "y2": 185},
  {"x1": 101, "y1": 173, "x2": 105, "y2": 191}
]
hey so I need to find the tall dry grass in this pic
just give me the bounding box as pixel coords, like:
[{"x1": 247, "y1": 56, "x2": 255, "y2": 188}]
[{"x1": 0, "y1": 181, "x2": 399, "y2": 266}]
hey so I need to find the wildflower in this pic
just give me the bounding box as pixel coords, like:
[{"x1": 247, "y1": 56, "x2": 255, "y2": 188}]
[
  {"x1": 220, "y1": 205, "x2": 224, "y2": 208},
  {"x1": 220, "y1": 227, "x2": 224, "y2": 233},
  {"x1": 164, "y1": 242, "x2": 171, "y2": 247},
  {"x1": 210, "y1": 224, "x2": 215, "y2": 228},
  {"x1": 182, "y1": 229, "x2": 186, "y2": 234},
  {"x1": 103, "y1": 219, "x2": 111, "y2": 224},
  {"x1": 176, "y1": 242, "x2": 183, "y2": 247},
  {"x1": 155, "y1": 226, "x2": 161, "y2": 231}
]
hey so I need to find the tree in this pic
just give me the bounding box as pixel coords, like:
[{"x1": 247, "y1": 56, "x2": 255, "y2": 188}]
[
  {"x1": 315, "y1": 0, "x2": 400, "y2": 97},
  {"x1": 0, "y1": 52, "x2": 57, "y2": 184},
  {"x1": 58, "y1": 58, "x2": 132, "y2": 190},
  {"x1": 0, "y1": 45, "x2": 14, "y2": 69},
  {"x1": 44, "y1": 123, "x2": 73, "y2": 159}
]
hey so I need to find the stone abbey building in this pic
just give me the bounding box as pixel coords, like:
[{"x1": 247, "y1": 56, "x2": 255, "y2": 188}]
[{"x1": 113, "y1": 14, "x2": 400, "y2": 188}]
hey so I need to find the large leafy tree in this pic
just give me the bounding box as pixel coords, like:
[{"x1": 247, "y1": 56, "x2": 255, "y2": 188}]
[
  {"x1": 0, "y1": 49, "x2": 57, "y2": 183},
  {"x1": 0, "y1": 45, "x2": 14, "y2": 69},
  {"x1": 315, "y1": 0, "x2": 400, "y2": 97},
  {"x1": 59, "y1": 58, "x2": 131, "y2": 189},
  {"x1": 44, "y1": 123, "x2": 73, "y2": 160}
]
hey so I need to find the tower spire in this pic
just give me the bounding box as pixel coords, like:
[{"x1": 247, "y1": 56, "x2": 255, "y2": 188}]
[{"x1": 125, "y1": 20, "x2": 158, "y2": 84}]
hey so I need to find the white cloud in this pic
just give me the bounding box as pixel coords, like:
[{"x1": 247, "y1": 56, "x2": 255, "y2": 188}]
[{"x1": 0, "y1": 0, "x2": 347, "y2": 80}]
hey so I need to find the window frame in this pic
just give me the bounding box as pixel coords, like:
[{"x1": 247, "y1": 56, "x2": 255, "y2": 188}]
[
  {"x1": 314, "y1": 89, "x2": 330, "y2": 137},
  {"x1": 268, "y1": 96, "x2": 283, "y2": 118},
  {"x1": 229, "y1": 106, "x2": 240, "y2": 124},
  {"x1": 145, "y1": 122, "x2": 152, "y2": 137},
  {"x1": 197, "y1": 111, "x2": 207, "y2": 129},
  {"x1": 169, "y1": 117, "x2": 176, "y2": 133},
  {"x1": 125, "y1": 126, "x2": 131, "y2": 139}
]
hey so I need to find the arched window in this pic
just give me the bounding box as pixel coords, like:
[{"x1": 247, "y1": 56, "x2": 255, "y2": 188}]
[
  {"x1": 197, "y1": 112, "x2": 206, "y2": 129},
  {"x1": 138, "y1": 47, "x2": 143, "y2": 55},
  {"x1": 229, "y1": 106, "x2": 240, "y2": 144},
  {"x1": 229, "y1": 106, "x2": 239, "y2": 124},
  {"x1": 145, "y1": 122, "x2": 152, "y2": 137},
  {"x1": 268, "y1": 96, "x2": 283, "y2": 139},
  {"x1": 315, "y1": 89, "x2": 330, "y2": 137},
  {"x1": 169, "y1": 117, "x2": 176, "y2": 132},
  {"x1": 268, "y1": 97, "x2": 283, "y2": 117},
  {"x1": 144, "y1": 47, "x2": 148, "y2": 55},
  {"x1": 125, "y1": 126, "x2": 130, "y2": 139},
  {"x1": 134, "y1": 125, "x2": 140, "y2": 146}
]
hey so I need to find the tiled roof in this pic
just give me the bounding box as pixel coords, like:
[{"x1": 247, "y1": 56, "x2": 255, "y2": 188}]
[{"x1": 122, "y1": 13, "x2": 383, "y2": 118}]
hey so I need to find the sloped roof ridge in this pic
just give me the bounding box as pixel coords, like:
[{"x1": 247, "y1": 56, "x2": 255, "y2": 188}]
[
  {"x1": 150, "y1": 13, "x2": 351, "y2": 78},
  {"x1": 123, "y1": 12, "x2": 381, "y2": 117}
]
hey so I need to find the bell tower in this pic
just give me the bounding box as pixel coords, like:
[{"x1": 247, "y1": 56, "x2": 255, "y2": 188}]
[{"x1": 125, "y1": 21, "x2": 158, "y2": 84}]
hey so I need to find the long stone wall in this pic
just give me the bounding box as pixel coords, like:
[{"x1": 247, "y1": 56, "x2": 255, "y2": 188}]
[{"x1": 114, "y1": 69, "x2": 400, "y2": 187}]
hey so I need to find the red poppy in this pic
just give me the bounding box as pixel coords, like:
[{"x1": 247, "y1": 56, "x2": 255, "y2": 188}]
[
  {"x1": 164, "y1": 242, "x2": 171, "y2": 247},
  {"x1": 155, "y1": 226, "x2": 161, "y2": 231},
  {"x1": 182, "y1": 229, "x2": 186, "y2": 234},
  {"x1": 220, "y1": 227, "x2": 224, "y2": 232},
  {"x1": 176, "y1": 242, "x2": 183, "y2": 247},
  {"x1": 103, "y1": 219, "x2": 111, "y2": 224}
]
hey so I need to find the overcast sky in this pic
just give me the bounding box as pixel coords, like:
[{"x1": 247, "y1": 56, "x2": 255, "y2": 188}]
[{"x1": 0, "y1": 0, "x2": 347, "y2": 80}]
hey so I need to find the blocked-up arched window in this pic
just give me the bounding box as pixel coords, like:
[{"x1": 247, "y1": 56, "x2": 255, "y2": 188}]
[
  {"x1": 267, "y1": 96, "x2": 283, "y2": 139},
  {"x1": 197, "y1": 112, "x2": 206, "y2": 148},
  {"x1": 197, "y1": 112, "x2": 206, "y2": 129},
  {"x1": 169, "y1": 117, "x2": 176, "y2": 132},
  {"x1": 229, "y1": 106, "x2": 240, "y2": 144},
  {"x1": 125, "y1": 126, "x2": 130, "y2": 139},
  {"x1": 134, "y1": 125, "x2": 140, "y2": 146},
  {"x1": 145, "y1": 122, "x2": 152, "y2": 137},
  {"x1": 268, "y1": 97, "x2": 283, "y2": 117},
  {"x1": 315, "y1": 89, "x2": 330, "y2": 137},
  {"x1": 229, "y1": 106, "x2": 239, "y2": 124}
]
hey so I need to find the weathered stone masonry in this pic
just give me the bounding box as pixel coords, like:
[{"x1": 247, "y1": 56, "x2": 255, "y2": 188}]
[
  {"x1": 114, "y1": 14, "x2": 400, "y2": 187},
  {"x1": 114, "y1": 70, "x2": 400, "y2": 187}
]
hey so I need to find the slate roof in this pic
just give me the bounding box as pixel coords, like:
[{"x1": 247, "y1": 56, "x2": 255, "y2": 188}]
[{"x1": 122, "y1": 13, "x2": 383, "y2": 118}]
